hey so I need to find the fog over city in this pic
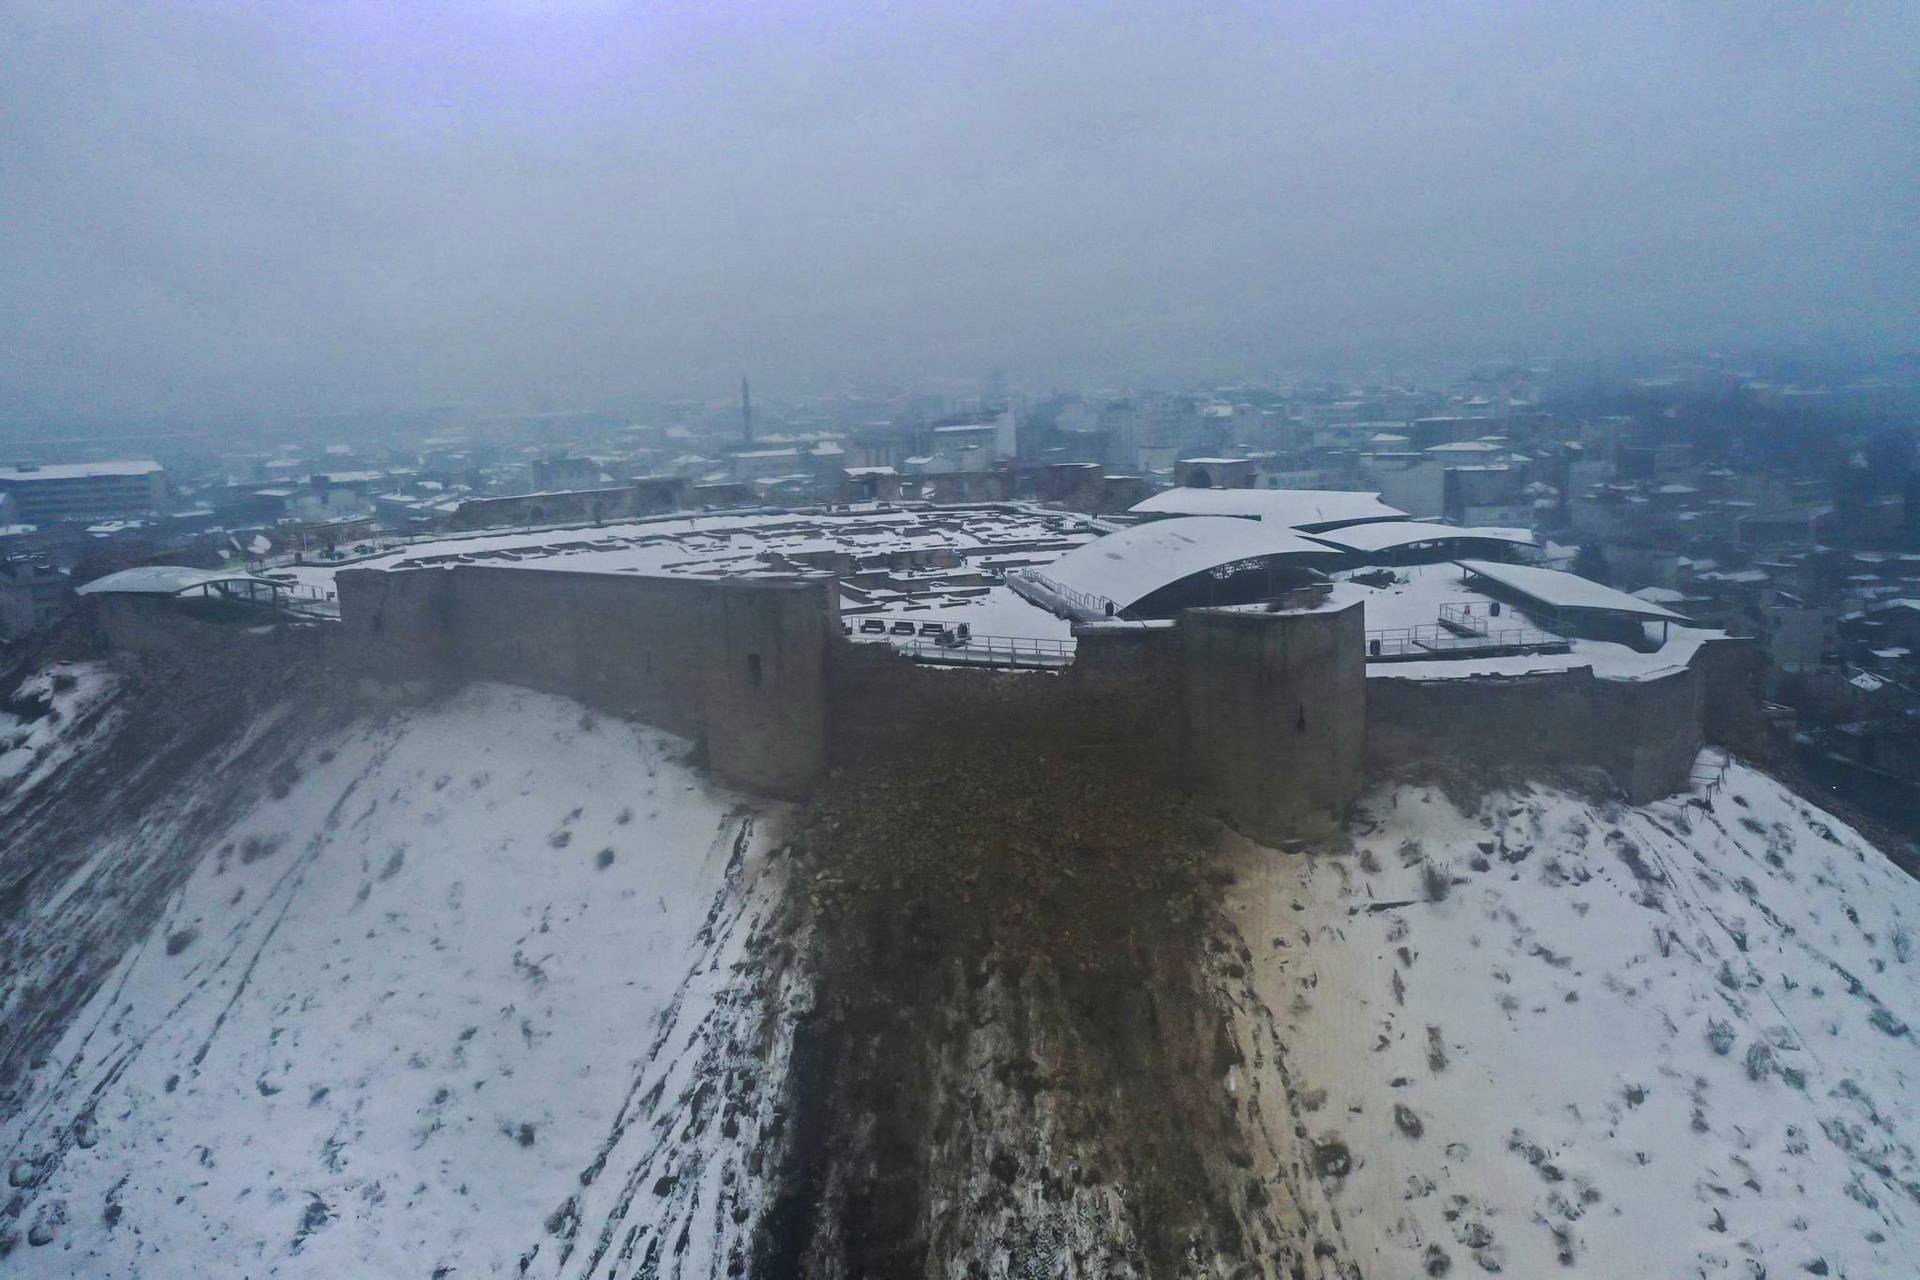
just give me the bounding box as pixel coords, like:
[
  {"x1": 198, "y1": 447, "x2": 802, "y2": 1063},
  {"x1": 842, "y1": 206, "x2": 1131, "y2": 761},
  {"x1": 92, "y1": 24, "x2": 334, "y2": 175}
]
[{"x1": 5, "y1": 0, "x2": 1917, "y2": 420}]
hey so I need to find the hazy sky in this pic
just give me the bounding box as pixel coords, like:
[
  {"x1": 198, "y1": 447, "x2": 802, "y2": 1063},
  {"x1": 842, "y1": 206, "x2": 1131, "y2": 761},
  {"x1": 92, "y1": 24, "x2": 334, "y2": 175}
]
[{"x1": 3, "y1": 1, "x2": 1916, "y2": 420}]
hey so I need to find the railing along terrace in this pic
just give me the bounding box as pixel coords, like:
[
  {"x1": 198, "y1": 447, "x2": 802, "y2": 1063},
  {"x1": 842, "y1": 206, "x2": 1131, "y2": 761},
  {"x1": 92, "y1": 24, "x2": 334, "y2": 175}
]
[
  {"x1": 1013, "y1": 570, "x2": 1118, "y2": 620},
  {"x1": 1438, "y1": 600, "x2": 1493, "y2": 635},
  {"x1": 1364, "y1": 622, "x2": 1567, "y2": 660},
  {"x1": 895, "y1": 632, "x2": 1077, "y2": 668}
]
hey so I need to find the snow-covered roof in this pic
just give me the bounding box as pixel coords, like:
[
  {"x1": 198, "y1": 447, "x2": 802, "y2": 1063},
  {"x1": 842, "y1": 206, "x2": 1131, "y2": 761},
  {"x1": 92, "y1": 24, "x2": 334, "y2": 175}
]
[
  {"x1": 1456, "y1": 560, "x2": 1691, "y2": 622},
  {"x1": 1424, "y1": 440, "x2": 1505, "y2": 455},
  {"x1": 1130, "y1": 487, "x2": 1407, "y2": 531},
  {"x1": 1305, "y1": 522, "x2": 1535, "y2": 555},
  {"x1": 0, "y1": 459, "x2": 163, "y2": 481},
  {"x1": 1631, "y1": 586, "x2": 1688, "y2": 604},
  {"x1": 76, "y1": 566, "x2": 289, "y2": 597},
  {"x1": 1041, "y1": 516, "x2": 1333, "y2": 610}
]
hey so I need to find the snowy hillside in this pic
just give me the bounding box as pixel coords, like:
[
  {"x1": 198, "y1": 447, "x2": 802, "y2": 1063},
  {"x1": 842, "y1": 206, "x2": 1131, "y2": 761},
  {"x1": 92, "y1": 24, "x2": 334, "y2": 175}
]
[
  {"x1": 1224, "y1": 760, "x2": 1920, "y2": 1278},
  {"x1": 0, "y1": 681, "x2": 788, "y2": 1276},
  {"x1": 6, "y1": 655, "x2": 1920, "y2": 1279},
  {"x1": 0, "y1": 659, "x2": 120, "y2": 794}
]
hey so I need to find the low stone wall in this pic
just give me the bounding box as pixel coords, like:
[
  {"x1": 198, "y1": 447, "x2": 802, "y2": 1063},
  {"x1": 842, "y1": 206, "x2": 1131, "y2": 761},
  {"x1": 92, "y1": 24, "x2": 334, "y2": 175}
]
[{"x1": 337, "y1": 565, "x2": 833, "y2": 798}]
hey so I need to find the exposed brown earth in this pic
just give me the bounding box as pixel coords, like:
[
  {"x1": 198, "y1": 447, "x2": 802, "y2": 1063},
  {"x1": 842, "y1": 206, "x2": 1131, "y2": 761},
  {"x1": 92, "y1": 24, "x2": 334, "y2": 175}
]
[{"x1": 756, "y1": 725, "x2": 1349, "y2": 1278}]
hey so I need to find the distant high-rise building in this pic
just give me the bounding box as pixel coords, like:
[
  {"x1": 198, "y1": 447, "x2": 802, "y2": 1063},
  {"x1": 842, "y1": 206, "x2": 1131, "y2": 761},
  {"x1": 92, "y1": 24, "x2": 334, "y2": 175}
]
[
  {"x1": 741, "y1": 377, "x2": 753, "y2": 442},
  {"x1": 0, "y1": 460, "x2": 166, "y2": 524}
]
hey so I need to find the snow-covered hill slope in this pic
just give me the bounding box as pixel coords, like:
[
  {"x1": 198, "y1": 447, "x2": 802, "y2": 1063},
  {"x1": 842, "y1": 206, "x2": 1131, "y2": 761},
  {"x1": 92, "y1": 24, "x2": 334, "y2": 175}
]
[
  {"x1": 0, "y1": 681, "x2": 786, "y2": 1276},
  {"x1": 1224, "y1": 759, "x2": 1920, "y2": 1279},
  {"x1": 8, "y1": 653, "x2": 1919, "y2": 1280}
]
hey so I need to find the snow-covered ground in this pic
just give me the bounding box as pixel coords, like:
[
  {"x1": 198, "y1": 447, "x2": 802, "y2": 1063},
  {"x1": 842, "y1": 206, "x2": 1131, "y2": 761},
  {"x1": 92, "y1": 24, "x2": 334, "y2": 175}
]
[
  {"x1": 281, "y1": 504, "x2": 1091, "y2": 642},
  {"x1": 1336, "y1": 564, "x2": 1721, "y2": 681},
  {"x1": 8, "y1": 654, "x2": 1918, "y2": 1278},
  {"x1": 0, "y1": 660, "x2": 119, "y2": 794},
  {"x1": 280, "y1": 506, "x2": 1093, "y2": 592},
  {"x1": 1, "y1": 683, "x2": 787, "y2": 1276},
  {"x1": 1226, "y1": 758, "x2": 1920, "y2": 1277}
]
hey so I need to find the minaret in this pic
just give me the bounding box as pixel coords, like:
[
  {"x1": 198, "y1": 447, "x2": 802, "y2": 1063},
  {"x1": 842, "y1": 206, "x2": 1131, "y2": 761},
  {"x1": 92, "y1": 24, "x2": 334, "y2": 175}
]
[{"x1": 741, "y1": 376, "x2": 753, "y2": 442}]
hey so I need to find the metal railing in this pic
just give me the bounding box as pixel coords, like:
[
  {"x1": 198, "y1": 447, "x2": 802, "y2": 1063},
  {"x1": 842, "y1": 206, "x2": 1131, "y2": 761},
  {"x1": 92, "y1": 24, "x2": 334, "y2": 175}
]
[
  {"x1": 1007, "y1": 569, "x2": 1117, "y2": 621},
  {"x1": 893, "y1": 632, "x2": 1077, "y2": 669},
  {"x1": 1364, "y1": 622, "x2": 1568, "y2": 660},
  {"x1": 1438, "y1": 601, "x2": 1491, "y2": 635},
  {"x1": 1690, "y1": 748, "x2": 1731, "y2": 794},
  {"x1": 258, "y1": 578, "x2": 342, "y2": 618}
]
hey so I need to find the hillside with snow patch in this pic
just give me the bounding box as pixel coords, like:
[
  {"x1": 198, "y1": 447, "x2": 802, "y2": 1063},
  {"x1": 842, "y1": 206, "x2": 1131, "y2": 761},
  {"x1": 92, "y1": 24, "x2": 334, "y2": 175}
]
[
  {"x1": 2, "y1": 657, "x2": 1918, "y2": 1278},
  {"x1": 1224, "y1": 761, "x2": 1920, "y2": 1278},
  {"x1": 0, "y1": 680, "x2": 787, "y2": 1276}
]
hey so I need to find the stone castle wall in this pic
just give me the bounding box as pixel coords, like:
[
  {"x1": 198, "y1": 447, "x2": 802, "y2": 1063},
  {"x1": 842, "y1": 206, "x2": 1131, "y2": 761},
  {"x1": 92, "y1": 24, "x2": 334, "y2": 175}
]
[
  {"x1": 1365, "y1": 659, "x2": 1704, "y2": 803},
  {"x1": 1181, "y1": 603, "x2": 1367, "y2": 839},
  {"x1": 333, "y1": 565, "x2": 1763, "y2": 833},
  {"x1": 336, "y1": 565, "x2": 832, "y2": 798}
]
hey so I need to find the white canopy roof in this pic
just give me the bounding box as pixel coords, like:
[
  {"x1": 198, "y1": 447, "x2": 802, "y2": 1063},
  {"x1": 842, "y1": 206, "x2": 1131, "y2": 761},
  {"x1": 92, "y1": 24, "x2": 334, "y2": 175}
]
[
  {"x1": 77, "y1": 566, "x2": 287, "y2": 596},
  {"x1": 1455, "y1": 559, "x2": 1690, "y2": 622},
  {"x1": 1041, "y1": 516, "x2": 1334, "y2": 610},
  {"x1": 1306, "y1": 522, "x2": 1535, "y2": 555},
  {"x1": 1129, "y1": 487, "x2": 1407, "y2": 530}
]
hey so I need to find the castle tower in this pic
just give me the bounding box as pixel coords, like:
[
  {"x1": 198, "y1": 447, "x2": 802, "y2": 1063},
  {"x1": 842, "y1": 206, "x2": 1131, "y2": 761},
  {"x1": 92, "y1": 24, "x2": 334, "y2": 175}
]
[{"x1": 1180, "y1": 599, "x2": 1365, "y2": 840}]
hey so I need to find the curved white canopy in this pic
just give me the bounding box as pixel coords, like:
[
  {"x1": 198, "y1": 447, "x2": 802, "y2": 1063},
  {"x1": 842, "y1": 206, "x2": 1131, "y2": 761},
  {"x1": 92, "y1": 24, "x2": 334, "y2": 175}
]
[
  {"x1": 77, "y1": 566, "x2": 287, "y2": 597},
  {"x1": 1040, "y1": 516, "x2": 1333, "y2": 611}
]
